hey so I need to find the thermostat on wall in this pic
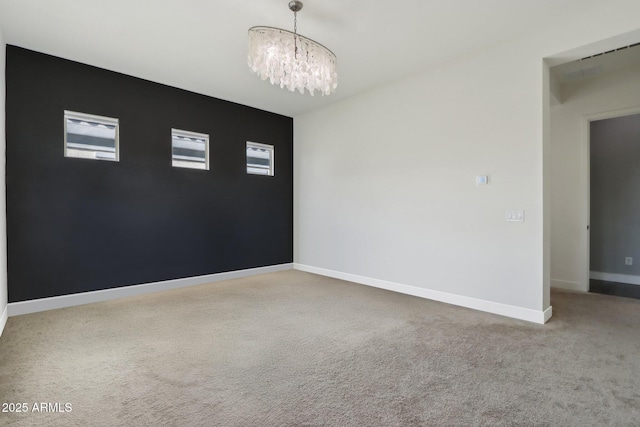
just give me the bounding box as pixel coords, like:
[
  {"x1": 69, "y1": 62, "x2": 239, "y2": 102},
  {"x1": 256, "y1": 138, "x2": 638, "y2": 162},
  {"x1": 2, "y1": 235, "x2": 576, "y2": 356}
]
[{"x1": 476, "y1": 175, "x2": 489, "y2": 185}]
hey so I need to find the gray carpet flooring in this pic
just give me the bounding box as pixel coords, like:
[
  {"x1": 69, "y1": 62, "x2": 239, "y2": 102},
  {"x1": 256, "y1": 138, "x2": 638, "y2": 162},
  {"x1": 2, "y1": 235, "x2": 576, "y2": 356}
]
[{"x1": 0, "y1": 270, "x2": 639, "y2": 426}]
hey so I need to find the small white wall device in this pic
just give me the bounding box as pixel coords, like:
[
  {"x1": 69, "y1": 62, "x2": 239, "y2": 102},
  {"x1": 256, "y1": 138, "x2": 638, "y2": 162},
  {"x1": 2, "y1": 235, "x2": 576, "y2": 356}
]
[
  {"x1": 476, "y1": 175, "x2": 489, "y2": 185},
  {"x1": 505, "y1": 210, "x2": 525, "y2": 222}
]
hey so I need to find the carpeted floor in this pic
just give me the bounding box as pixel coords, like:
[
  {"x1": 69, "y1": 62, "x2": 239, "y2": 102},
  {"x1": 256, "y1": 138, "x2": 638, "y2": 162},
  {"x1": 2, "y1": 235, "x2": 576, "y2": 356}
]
[{"x1": 0, "y1": 270, "x2": 639, "y2": 426}]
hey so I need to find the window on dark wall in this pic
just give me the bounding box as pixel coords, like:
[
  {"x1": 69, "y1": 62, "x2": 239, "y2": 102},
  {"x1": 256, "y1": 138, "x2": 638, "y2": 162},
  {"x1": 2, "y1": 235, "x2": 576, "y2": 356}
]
[
  {"x1": 64, "y1": 110, "x2": 119, "y2": 161},
  {"x1": 246, "y1": 141, "x2": 274, "y2": 176},
  {"x1": 171, "y1": 129, "x2": 209, "y2": 170}
]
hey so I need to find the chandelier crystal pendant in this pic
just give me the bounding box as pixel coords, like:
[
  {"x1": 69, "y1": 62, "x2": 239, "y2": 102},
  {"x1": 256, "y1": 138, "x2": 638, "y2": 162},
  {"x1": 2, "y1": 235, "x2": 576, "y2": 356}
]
[{"x1": 247, "y1": 1, "x2": 337, "y2": 96}]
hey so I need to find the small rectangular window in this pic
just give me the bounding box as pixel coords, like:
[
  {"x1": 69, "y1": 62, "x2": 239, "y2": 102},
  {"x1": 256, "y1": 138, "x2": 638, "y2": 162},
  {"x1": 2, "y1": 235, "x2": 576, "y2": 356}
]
[
  {"x1": 64, "y1": 110, "x2": 119, "y2": 161},
  {"x1": 172, "y1": 129, "x2": 209, "y2": 170},
  {"x1": 246, "y1": 142, "x2": 274, "y2": 176}
]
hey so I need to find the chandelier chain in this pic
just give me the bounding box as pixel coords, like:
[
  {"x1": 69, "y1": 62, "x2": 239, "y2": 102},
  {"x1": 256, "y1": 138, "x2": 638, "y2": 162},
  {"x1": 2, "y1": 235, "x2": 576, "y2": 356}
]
[{"x1": 293, "y1": 10, "x2": 298, "y2": 59}]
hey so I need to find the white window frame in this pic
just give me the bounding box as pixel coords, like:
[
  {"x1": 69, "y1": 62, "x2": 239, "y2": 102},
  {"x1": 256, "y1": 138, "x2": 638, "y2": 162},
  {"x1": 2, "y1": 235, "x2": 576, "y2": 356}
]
[
  {"x1": 171, "y1": 128, "x2": 210, "y2": 171},
  {"x1": 64, "y1": 110, "x2": 120, "y2": 162},
  {"x1": 246, "y1": 141, "x2": 275, "y2": 176}
]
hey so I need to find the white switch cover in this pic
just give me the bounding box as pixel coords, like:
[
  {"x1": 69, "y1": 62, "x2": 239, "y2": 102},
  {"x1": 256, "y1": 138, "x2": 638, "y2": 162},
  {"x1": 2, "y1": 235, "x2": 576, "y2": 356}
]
[{"x1": 505, "y1": 210, "x2": 524, "y2": 222}]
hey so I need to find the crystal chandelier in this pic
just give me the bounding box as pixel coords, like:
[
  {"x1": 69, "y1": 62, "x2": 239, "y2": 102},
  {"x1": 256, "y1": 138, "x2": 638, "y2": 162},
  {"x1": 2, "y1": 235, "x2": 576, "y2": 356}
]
[{"x1": 247, "y1": 1, "x2": 337, "y2": 96}]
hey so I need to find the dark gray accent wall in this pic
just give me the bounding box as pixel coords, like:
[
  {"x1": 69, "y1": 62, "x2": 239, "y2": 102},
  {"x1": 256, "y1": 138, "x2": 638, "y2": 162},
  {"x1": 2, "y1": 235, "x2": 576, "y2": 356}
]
[
  {"x1": 590, "y1": 113, "x2": 640, "y2": 275},
  {"x1": 6, "y1": 46, "x2": 293, "y2": 303}
]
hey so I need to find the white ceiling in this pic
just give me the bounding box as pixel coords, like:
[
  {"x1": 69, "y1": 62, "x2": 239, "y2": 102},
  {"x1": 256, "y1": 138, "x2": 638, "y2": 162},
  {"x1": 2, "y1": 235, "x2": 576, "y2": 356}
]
[{"x1": 0, "y1": 0, "x2": 605, "y2": 117}]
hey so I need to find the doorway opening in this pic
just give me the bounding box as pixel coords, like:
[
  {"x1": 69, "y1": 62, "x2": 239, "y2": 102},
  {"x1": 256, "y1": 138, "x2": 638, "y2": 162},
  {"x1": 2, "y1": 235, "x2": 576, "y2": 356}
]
[
  {"x1": 545, "y1": 29, "x2": 640, "y2": 299},
  {"x1": 588, "y1": 112, "x2": 640, "y2": 299}
]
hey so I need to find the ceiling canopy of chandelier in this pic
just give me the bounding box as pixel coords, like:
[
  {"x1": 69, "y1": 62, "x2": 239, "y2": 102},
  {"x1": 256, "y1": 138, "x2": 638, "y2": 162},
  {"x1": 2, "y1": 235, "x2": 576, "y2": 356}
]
[{"x1": 247, "y1": 1, "x2": 337, "y2": 96}]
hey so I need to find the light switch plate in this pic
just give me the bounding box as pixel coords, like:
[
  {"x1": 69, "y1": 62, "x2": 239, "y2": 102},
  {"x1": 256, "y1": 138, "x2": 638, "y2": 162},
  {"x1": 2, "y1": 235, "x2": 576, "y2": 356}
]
[{"x1": 505, "y1": 210, "x2": 524, "y2": 222}]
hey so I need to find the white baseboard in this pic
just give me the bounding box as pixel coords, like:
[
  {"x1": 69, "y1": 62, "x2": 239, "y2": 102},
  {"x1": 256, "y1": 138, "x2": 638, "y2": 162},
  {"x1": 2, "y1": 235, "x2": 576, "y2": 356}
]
[
  {"x1": 294, "y1": 264, "x2": 551, "y2": 324},
  {"x1": 551, "y1": 279, "x2": 585, "y2": 292},
  {"x1": 590, "y1": 271, "x2": 640, "y2": 286},
  {"x1": 0, "y1": 305, "x2": 7, "y2": 337},
  {"x1": 8, "y1": 263, "x2": 294, "y2": 317}
]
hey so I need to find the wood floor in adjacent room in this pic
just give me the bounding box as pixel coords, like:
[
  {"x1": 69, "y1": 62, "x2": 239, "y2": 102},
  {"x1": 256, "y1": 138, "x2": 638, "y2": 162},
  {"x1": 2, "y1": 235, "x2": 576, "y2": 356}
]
[{"x1": 1, "y1": 270, "x2": 639, "y2": 426}]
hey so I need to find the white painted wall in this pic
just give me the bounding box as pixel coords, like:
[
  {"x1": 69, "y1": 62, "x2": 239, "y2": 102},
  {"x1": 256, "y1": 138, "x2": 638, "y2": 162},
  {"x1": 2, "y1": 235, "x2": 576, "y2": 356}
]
[
  {"x1": 296, "y1": 42, "x2": 545, "y2": 312},
  {"x1": 0, "y1": 25, "x2": 8, "y2": 336},
  {"x1": 551, "y1": 64, "x2": 640, "y2": 292},
  {"x1": 294, "y1": 1, "x2": 640, "y2": 320}
]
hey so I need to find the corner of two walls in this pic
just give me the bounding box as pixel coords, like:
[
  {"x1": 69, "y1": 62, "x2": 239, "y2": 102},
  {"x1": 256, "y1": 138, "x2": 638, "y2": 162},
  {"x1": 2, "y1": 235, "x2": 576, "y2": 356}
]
[{"x1": 0, "y1": 28, "x2": 8, "y2": 336}]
